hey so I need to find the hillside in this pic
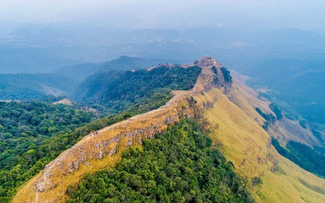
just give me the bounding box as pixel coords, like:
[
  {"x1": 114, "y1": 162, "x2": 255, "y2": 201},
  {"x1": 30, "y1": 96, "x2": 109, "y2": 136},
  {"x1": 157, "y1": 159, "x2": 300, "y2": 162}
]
[
  {"x1": 194, "y1": 71, "x2": 325, "y2": 202},
  {"x1": 0, "y1": 73, "x2": 77, "y2": 100},
  {"x1": 13, "y1": 57, "x2": 325, "y2": 203},
  {"x1": 67, "y1": 119, "x2": 254, "y2": 202},
  {"x1": 245, "y1": 58, "x2": 325, "y2": 127},
  {"x1": 73, "y1": 65, "x2": 201, "y2": 114},
  {"x1": 0, "y1": 101, "x2": 95, "y2": 202}
]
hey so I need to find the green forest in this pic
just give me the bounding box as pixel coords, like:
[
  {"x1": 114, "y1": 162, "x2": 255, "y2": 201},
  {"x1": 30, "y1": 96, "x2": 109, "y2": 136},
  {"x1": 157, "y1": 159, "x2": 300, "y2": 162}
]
[
  {"x1": 67, "y1": 119, "x2": 254, "y2": 203},
  {"x1": 255, "y1": 107, "x2": 276, "y2": 130},
  {"x1": 73, "y1": 66, "x2": 201, "y2": 114},
  {"x1": 272, "y1": 138, "x2": 325, "y2": 178},
  {"x1": 220, "y1": 67, "x2": 232, "y2": 83},
  {"x1": 0, "y1": 101, "x2": 95, "y2": 202}
]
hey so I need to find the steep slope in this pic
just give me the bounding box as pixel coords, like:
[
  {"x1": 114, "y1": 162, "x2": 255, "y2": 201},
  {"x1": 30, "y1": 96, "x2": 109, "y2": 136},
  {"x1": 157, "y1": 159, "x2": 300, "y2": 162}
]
[
  {"x1": 13, "y1": 57, "x2": 325, "y2": 203},
  {"x1": 192, "y1": 59, "x2": 325, "y2": 202},
  {"x1": 72, "y1": 65, "x2": 201, "y2": 114},
  {"x1": 244, "y1": 58, "x2": 325, "y2": 127}
]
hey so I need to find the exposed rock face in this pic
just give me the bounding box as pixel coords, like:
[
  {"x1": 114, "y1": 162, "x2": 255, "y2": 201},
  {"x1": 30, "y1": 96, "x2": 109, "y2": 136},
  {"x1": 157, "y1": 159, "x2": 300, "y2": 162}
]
[{"x1": 34, "y1": 102, "x2": 199, "y2": 194}]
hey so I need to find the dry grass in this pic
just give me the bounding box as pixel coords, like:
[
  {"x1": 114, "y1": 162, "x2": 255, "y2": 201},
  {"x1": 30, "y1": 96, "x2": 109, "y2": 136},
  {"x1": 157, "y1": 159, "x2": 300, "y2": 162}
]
[
  {"x1": 194, "y1": 75, "x2": 325, "y2": 203},
  {"x1": 53, "y1": 98, "x2": 73, "y2": 106}
]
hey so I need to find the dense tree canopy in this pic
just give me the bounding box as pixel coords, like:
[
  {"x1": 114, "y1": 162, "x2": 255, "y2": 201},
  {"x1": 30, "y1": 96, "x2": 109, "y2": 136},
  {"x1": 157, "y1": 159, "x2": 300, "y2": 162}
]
[
  {"x1": 272, "y1": 138, "x2": 325, "y2": 178},
  {"x1": 67, "y1": 119, "x2": 254, "y2": 203},
  {"x1": 221, "y1": 67, "x2": 232, "y2": 83},
  {"x1": 73, "y1": 66, "x2": 201, "y2": 114},
  {"x1": 0, "y1": 101, "x2": 95, "y2": 202}
]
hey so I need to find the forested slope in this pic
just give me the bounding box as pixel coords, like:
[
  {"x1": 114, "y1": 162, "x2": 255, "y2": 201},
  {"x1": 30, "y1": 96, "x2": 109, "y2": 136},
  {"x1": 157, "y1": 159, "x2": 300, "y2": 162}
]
[
  {"x1": 67, "y1": 119, "x2": 254, "y2": 203},
  {"x1": 0, "y1": 102, "x2": 94, "y2": 202},
  {"x1": 73, "y1": 65, "x2": 201, "y2": 114},
  {"x1": 7, "y1": 64, "x2": 201, "y2": 203}
]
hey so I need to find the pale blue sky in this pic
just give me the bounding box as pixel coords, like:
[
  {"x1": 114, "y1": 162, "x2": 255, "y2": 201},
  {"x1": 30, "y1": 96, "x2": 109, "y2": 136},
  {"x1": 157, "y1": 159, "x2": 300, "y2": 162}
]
[{"x1": 1, "y1": 0, "x2": 325, "y2": 30}]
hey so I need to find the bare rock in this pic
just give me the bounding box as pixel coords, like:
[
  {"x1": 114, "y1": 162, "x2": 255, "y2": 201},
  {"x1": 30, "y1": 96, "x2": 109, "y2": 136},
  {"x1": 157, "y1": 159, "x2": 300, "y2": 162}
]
[
  {"x1": 127, "y1": 139, "x2": 133, "y2": 147},
  {"x1": 109, "y1": 148, "x2": 116, "y2": 156}
]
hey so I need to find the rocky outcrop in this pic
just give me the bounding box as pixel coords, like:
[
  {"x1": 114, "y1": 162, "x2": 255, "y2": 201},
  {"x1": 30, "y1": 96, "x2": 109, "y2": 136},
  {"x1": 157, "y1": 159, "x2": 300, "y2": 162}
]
[{"x1": 33, "y1": 100, "x2": 197, "y2": 195}]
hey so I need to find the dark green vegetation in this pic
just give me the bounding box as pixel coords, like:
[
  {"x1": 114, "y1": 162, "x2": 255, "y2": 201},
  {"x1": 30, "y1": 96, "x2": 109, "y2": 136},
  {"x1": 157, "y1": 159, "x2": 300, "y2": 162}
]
[
  {"x1": 311, "y1": 128, "x2": 324, "y2": 143},
  {"x1": 211, "y1": 66, "x2": 218, "y2": 75},
  {"x1": 299, "y1": 120, "x2": 307, "y2": 129},
  {"x1": 73, "y1": 66, "x2": 201, "y2": 114},
  {"x1": 0, "y1": 101, "x2": 95, "y2": 201},
  {"x1": 255, "y1": 107, "x2": 276, "y2": 130},
  {"x1": 269, "y1": 103, "x2": 282, "y2": 120},
  {"x1": 256, "y1": 103, "x2": 282, "y2": 130},
  {"x1": 67, "y1": 119, "x2": 254, "y2": 203},
  {"x1": 221, "y1": 67, "x2": 232, "y2": 83},
  {"x1": 255, "y1": 108, "x2": 276, "y2": 124},
  {"x1": 211, "y1": 66, "x2": 219, "y2": 83},
  {"x1": 0, "y1": 73, "x2": 77, "y2": 100},
  {"x1": 272, "y1": 139, "x2": 325, "y2": 178}
]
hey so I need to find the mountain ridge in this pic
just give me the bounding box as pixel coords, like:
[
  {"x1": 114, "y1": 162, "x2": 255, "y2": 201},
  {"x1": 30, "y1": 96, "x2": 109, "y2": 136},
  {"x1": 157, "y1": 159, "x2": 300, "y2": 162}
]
[
  {"x1": 13, "y1": 57, "x2": 325, "y2": 203},
  {"x1": 13, "y1": 57, "x2": 215, "y2": 203}
]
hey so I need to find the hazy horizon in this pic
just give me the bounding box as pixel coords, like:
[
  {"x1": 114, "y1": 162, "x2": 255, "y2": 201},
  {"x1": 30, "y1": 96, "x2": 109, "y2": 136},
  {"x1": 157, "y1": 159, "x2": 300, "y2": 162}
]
[
  {"x1": 1, "y1": 1, "x2": 325, "y2": 74},
  {"x1": 1, "y1": 0, "x2": 325, "y2": 31}
]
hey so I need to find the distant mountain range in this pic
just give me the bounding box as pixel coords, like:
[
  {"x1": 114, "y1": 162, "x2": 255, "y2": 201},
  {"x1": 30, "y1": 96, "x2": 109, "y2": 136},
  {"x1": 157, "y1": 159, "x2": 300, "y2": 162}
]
[
  {"x1": 51, "y1": 56, "x2": 177, "y2": 80},
  {"x1": 2, "y1": 25, "x2": 325, "y2": 74},
  {"x1": 0, "y1": 56, "x2": 177, "y2": 100},
  {"x1": 0, "y1": 73, "x2": 77, "y2": 100}
]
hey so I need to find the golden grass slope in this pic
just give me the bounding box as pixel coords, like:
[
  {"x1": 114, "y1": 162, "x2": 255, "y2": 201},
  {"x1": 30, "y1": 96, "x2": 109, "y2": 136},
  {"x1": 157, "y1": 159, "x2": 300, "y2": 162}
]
[
  {"x1": 53, "y1": 98, "x2": 73, "y2": 106},
  {"x1": 194, "y1": 67, "x2": 325, "y2": 202}
]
